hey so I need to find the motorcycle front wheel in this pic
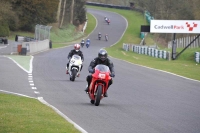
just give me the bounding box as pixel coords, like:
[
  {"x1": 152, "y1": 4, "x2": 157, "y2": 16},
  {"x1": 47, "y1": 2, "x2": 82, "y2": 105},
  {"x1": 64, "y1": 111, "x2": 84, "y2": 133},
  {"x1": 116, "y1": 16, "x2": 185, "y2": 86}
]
[
  {"x1": 70, "y1": 69, "x2": 77, "y2": 81},
  {"x1": 95, "y1": 85, "x2": 102, "y2": 106}
]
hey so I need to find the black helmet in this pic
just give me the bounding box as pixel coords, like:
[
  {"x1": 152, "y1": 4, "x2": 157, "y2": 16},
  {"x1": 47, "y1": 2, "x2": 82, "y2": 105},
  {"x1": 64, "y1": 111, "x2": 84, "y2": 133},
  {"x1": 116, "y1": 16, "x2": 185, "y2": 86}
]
[{"x1": 98, "y1": 49, "x2": 107, "y2": 61}]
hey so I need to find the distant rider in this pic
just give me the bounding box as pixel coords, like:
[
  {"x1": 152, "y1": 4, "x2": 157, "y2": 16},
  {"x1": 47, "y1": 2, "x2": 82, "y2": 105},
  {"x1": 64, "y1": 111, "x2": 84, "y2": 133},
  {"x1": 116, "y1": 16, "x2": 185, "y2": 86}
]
[
  {"x1": 86, "y1": 39, "x2": 90, "y2": 47},
  {"x1": 105, "y1": 34, "x2": 108, "y2": 41},
  {"x1": 98, "y1": 32, "x2": 102, "y2": 40},
  {"x1": 80, "y1": 39, "x2": 85, "y2": 47}
]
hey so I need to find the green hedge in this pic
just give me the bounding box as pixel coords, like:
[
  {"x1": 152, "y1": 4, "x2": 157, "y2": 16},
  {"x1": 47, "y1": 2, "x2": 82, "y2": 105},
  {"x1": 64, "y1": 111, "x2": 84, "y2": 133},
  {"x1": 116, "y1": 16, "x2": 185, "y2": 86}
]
[{"x1": 0, "y1": 23, "x2": 10, "y2": 36}]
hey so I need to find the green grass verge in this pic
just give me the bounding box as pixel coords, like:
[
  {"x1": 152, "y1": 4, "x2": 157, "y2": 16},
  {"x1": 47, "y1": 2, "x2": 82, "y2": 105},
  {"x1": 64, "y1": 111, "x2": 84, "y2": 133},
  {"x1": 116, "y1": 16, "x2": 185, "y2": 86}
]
[
  {"x1": 6, "y1": 55, "x2": 32, "y2": 72},
  {"x1": 0, "y1": 93, "x2": 80, "y2": 133}
]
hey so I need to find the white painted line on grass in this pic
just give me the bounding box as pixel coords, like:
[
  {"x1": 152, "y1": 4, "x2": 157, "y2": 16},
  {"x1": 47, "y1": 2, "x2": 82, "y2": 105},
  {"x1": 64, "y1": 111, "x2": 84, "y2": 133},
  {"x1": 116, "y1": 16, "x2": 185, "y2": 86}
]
[
  {"x1": 5, "y1": 56, "x2": 29, "y2": 73},
  {"x1": 0, "y1": 90, "x2": 36, "y2": 99},
  {"x1": 38, "y1": 97, "x2": 88, "y2": 133}
]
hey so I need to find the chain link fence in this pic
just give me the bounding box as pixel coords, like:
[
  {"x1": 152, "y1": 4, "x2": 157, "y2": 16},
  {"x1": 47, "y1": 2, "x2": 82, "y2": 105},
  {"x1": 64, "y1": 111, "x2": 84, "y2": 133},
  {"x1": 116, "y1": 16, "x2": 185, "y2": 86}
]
[{"x1": 34, "y1": 24, "x2": 52, "y2": 41}]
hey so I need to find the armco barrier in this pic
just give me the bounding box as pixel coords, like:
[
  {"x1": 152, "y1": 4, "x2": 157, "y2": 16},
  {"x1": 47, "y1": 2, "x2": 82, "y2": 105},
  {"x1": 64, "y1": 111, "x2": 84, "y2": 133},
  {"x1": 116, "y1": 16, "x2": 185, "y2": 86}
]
[
  {"x1": 123, "y1": 43, "x2": 170, "y2": 60},
  {"x1": 86, "y1": 2, "x2": 131, "y2": 10},
  {"x1": 195, "y1": 52, "x2": 200, "y2": 63},
  {"x1": 123, "y1": 43, "x2": 129, "y2": 51}
]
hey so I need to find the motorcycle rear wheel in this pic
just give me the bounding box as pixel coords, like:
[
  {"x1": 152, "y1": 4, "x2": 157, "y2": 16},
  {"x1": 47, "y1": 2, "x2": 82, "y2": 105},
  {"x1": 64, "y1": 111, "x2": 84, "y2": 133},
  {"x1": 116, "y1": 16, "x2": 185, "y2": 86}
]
[{"x1": 95, "y1": 85, "x2": 102, "y2": 106}]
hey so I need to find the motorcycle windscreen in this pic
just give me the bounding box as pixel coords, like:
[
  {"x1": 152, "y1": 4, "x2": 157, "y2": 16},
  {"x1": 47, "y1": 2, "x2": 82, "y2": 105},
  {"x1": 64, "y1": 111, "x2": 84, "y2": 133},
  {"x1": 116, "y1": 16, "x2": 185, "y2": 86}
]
[
  {"x1": 95, "y1": 65, "x2": 110, "y2": 72},
  {"x1": 72, "y1": 55, "x2": 81, "y2": 60}
]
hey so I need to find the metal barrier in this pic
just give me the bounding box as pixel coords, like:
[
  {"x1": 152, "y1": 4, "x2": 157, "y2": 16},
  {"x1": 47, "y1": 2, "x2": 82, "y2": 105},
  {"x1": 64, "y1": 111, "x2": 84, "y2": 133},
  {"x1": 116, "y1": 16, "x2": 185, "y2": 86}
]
[
  {"x1": 123, "y1": 43, "x2": 170, "y2": 60},
  {"x1": 195, "y1": 52, "x2": 200, "y2": 63}
]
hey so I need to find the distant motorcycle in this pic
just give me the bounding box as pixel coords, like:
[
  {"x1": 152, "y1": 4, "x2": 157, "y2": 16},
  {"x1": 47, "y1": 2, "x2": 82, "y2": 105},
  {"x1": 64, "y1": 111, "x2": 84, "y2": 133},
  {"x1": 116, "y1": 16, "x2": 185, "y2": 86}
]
[
  {"x1": 80, "y1": 40, "x2": 85, "y2": 47},
  {"x1": 67, "y1": 55, "x2": 83, "y2": 81},
  {"x1": 104, "y1": 17, "x2": 108, "y2": 22},
  {"x1": 86, "y1": 39, "x2": 90, "y2": 48},
  {"x1": 98, "y1": 34, "x2": 101, "y2": 40},
  {"x1": 107, "y1": 19, "x2": 110, "y2": 25},
  {"x1": 105, "y1": 34, "x2": 108, "y2": 41},
  {"x1": 86, "y1": 42, "x2": 90, "y2": 48}
]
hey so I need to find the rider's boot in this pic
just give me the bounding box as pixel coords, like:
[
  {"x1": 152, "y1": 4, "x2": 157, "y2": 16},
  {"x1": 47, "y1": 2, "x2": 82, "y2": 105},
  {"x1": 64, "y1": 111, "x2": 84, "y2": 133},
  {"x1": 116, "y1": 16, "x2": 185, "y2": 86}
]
[
  {"x1": 66, "y1": 68, "x2": 69, "y2": 74},
  {"x1": 84, "y1": 85, "x2": 89, "y2": 93},
  {"x1": 104, "y1": 92, "x2": 108, "y2": 97}
]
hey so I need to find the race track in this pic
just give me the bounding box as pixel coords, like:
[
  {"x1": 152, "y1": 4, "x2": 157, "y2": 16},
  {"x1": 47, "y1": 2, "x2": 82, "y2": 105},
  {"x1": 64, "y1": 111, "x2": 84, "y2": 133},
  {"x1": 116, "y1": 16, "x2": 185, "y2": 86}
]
[{"x1": 1, "y1": 8, "x2": 200, "y2": 133}]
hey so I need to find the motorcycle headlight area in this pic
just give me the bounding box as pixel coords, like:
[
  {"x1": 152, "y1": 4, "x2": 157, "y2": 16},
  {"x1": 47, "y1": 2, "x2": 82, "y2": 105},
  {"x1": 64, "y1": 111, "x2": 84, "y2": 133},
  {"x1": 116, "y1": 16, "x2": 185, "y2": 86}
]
[
  {"x1": 70, "y1": 60, "x2": 75, "y2": 63},
  {"x1": 98, "y1": 73, "x2": 106, "y2": 79}
]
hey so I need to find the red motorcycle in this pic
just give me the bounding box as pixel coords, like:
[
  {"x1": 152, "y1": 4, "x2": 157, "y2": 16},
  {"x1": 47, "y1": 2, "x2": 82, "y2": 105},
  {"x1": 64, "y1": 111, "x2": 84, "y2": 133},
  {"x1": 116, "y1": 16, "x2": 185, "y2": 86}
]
[{"x1": 88, "y1": 64, "x2": 111, "y2": 106}]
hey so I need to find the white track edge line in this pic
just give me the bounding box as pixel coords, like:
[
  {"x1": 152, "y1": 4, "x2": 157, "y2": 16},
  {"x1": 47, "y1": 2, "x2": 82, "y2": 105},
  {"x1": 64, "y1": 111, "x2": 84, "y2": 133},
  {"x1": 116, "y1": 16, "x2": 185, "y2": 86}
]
[
  {"x1": 0, "y1": 90, "x2": 36, "y2": 99},
  {"x1": 38, "y1": 97, "x2": 88, "y2": 133}
]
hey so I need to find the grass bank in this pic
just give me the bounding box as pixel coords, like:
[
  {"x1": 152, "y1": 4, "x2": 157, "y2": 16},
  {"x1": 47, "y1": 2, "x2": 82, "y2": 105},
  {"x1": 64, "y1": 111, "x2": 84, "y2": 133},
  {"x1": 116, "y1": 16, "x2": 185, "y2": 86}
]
[{"x1": 0, "y1": 93, "x2": 80, "y2": 133}]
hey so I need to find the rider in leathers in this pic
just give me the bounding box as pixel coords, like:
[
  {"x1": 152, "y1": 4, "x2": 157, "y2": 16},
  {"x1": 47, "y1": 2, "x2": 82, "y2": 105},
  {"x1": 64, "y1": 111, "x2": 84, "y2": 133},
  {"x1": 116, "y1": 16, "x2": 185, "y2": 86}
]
[
  {"x1": 66, "y1": 44, "x2": 84, "y2": 74},
  {"x1": 85, "y1": 49, "x2": 115, "y2": 97}
]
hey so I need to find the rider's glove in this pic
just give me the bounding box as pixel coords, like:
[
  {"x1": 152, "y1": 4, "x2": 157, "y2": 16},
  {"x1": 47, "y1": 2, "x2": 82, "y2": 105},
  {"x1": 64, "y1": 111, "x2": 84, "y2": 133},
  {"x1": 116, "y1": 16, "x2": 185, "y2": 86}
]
[
  {"x1": 110, "y1": 73, "x2": 115, "y2": 77},
  {"x1": 89, "y1": 68, "x2": 94, "y2": 74}
]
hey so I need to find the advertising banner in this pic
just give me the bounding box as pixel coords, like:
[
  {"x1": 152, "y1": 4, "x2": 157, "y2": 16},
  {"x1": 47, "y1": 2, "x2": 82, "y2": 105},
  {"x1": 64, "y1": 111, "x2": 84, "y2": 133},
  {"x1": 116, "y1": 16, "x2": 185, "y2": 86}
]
[{"x1": 150, "y1": 20, "x2": 200, "y2": 33}]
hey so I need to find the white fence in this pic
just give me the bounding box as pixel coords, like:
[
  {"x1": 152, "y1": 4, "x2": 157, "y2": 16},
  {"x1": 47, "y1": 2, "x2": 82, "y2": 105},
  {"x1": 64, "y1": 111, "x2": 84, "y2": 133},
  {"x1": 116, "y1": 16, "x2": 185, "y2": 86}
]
[
  {"x1": 168, "y1": 35, "x2": 200, "y2": 48},
  {"x1": 195, "y1": 52, "x2": 200, "y2": 63},
  {"x1": 123, "y1": 43, "x2": 170, "y2": 60}
]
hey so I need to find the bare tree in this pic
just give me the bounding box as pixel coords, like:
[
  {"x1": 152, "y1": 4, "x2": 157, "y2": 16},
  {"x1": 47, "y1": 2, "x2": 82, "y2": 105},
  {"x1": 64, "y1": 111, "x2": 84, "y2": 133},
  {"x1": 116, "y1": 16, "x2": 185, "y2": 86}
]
[
  {"x1": 57, "y1": 0, "x2": 62, "y2": 22},
  {"x1": 60, "y1": 0, "x2": 67, "y2": 28},
  {"x1": 70, "y1": 0, "x2": 74, "y2": 24}
]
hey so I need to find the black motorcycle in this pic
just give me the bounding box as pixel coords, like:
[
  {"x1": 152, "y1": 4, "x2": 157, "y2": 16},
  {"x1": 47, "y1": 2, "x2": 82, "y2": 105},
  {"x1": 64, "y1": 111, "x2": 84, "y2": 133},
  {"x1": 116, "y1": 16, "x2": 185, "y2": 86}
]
[
  {"x1": 80, "y1": 41, "x2": 85, "y2": 47},
  {"x1": 98, "y1": 35, "x2": 101, "y2": 40}
]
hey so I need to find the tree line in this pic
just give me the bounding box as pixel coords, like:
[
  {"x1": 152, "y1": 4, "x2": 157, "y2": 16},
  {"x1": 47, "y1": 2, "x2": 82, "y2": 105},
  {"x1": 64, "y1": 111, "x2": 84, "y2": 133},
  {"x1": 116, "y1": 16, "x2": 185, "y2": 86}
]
[
  {"x1": 89, "y1": 0, "x2": 200, "y2": 20},
  {"x1": 0, "y1": 0, "x2": 86, "y2": 36}
]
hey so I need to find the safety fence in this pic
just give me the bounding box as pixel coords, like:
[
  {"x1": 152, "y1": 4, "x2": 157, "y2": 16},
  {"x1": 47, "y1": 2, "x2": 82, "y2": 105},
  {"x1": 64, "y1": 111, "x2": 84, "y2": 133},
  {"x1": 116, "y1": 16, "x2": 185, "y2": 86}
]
[
  {"x1": 168, "y1": 35, "x2": 200, "y2": 48},
  {"x1": 34, "y1": 24, "x2": 52, "y2": 41},
  {"x1": 123, "y1": 43, "x2": 170, "y2": 60},
  {"x1": 195, "y1": 52, "x2": 200, "y2": 63}
]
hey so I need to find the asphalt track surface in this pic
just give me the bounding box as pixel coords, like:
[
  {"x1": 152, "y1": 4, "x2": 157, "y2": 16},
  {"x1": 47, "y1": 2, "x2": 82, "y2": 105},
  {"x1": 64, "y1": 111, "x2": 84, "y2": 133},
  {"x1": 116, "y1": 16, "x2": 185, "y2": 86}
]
[{"x1": 1, "y1": 8, "x2": 200, "y2": 133}]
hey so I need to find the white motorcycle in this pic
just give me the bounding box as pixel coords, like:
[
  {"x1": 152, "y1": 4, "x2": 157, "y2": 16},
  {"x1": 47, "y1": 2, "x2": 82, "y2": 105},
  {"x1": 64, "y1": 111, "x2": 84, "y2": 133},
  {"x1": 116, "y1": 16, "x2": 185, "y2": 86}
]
[{"x1": 67, "y1": 55, "x2": 83, "y2": 81}]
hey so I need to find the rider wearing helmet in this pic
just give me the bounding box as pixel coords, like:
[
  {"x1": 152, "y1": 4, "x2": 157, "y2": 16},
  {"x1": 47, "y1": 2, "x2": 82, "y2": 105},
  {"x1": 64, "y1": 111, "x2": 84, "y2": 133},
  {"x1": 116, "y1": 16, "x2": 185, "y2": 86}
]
[
  {"x1": 98, "y1": 32, "x2": 101, "y2": 39},
  {"x1": 80, "y1": 39, "x2": 85, "y2": 47},
  {"x1": 66, "y1": 43, "x2": 84, "y2": 74},
  {"x1": 105, "y1": 34, "x2": 108, "y2": 41},
  {"x1": 86, "y1": 39, "x2": 90, "y2": 43},
  {"x1": 85, "y1": 49, "x2": 115, "y2": 97},
  {"x1": 104, "y1": 16, "x2": 108, "y2": 21}
]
